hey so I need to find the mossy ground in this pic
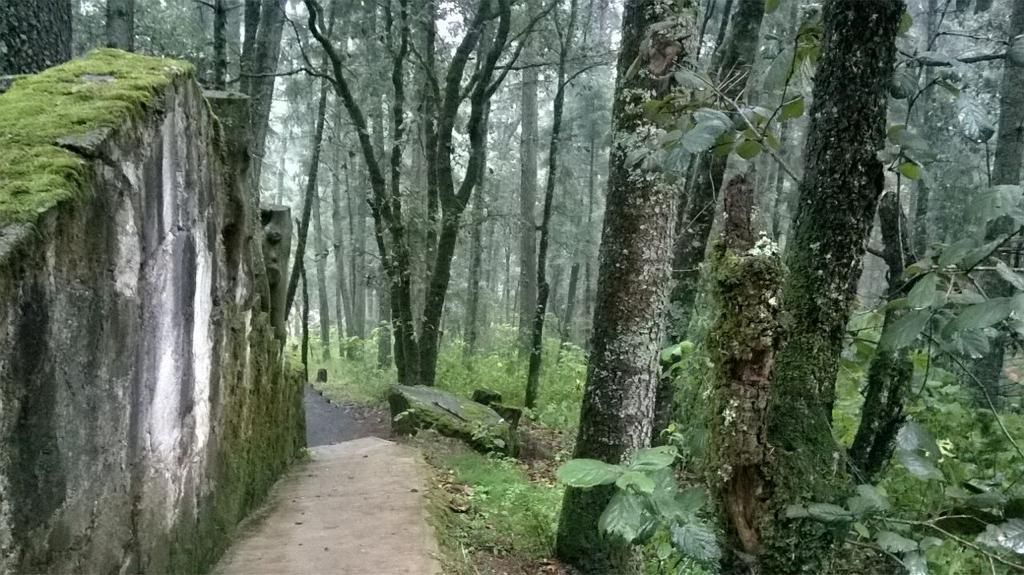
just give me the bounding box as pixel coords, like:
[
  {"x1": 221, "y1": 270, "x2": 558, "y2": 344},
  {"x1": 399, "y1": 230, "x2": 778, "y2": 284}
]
[{"x1": 0, "y1": 49, "x2": 192, "y2": 224}]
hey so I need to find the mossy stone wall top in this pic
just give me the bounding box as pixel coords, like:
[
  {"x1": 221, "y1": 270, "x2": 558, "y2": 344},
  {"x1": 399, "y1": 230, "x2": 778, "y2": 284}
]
[{"x1": 0, "y1": 49, "x2": 192, "y2": 225}]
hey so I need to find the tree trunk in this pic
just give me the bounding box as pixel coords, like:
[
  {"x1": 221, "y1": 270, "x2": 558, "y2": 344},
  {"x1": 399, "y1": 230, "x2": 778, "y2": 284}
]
[
  {"x1": 301, "y1": 265, "x2": 311, "y2": 383},
  {"x1": 850, "y1": 192, "x2": 915, "y2": 480},
  {"x1": 105, "y1": 0, "x2": 134, "y2": 51},
  {"x1": 313, "y1": 185, "x2": 333, "y2": 360},
  {"x1": 518, "y1": 44, "x2": 540, "y2": 356},
  {"x1": 465, "y1": 166, "x2": 486, "y2": 357},
  {"x1": 212, "y1": 0, "x2": 227, "y2": 89},
  {"x1": 285, "y1": 81, "x2": 330, "y2": 320},
  {"x1": 377, "y1": 264, "x2": 393, "y2": 368},
  {"x1": 555, "y1": 0, "x2": 695, "y2": 571},
  {"x1": 975, "y1": 0, "x2": 1024, "y2": 401},
  {"x1": 706, "y1": 175, "x2": 783, "y2": 571},
  {"x1": 226, "y1": 0, "x2": 242, "y2": 87},
  {"x1": 330, "y1": 108, "x2": 355, "y2": 346},
  {"x1": 526, "y1": 0, "x2": 577, "y2": 409},
  {"x1": 239, "y1": 0, "x2": 261, "y2": 94},
  {"x1": 762, "y1": 1, "x2": 902, "y2": 571},
  {"x1": 246, "y1": 0, "x2": 288, "y2": 192},
  {"x1": 558, "y1": 261, "x2": 581, "y2": 354},
  {"x1": 0, "y1": 0, "x2": 72, "y2": 75}
]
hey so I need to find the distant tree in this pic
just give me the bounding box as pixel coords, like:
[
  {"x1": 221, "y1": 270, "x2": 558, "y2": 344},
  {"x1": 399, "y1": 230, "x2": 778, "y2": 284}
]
[
  {"x1": 0, "y1": 0, "x2": 72, "y2": 74},
  {"x1": 105, "y1": 0, "x2": 134, "y2": 51}
]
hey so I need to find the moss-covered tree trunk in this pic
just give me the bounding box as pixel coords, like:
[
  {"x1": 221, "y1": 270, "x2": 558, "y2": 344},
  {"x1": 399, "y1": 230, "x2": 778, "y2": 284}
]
[
  {"x1": 850, "y1": 192, "x2": 915, "y2": 480},
  {"x1": 974, "y1": 0, "x2": 1024, "y2": 402},
  {"x1": 706, "y1": 175, "x2": 783, "y2": 572},
  {"x1": 761, "y1": 1, "x2": 902, "y2": 571},
  {"x1": 554, "y1": 0, "x2": 695, "y2": 571},
  {"x1": 0, "y1": 0, "x2": 71, "y2": 75}
]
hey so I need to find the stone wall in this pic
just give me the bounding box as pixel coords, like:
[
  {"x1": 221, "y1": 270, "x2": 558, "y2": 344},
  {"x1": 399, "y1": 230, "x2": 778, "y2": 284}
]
[{"x1": 0, "y1": 50, "x2": 304, "y2": 574}]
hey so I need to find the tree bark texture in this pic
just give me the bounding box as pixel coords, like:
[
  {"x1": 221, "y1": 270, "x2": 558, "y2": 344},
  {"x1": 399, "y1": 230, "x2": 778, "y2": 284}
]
[
  {"x1": 706, "y1": 175, "x2": 783, "y2": 570},
  {"x1": 246, "y1": 0, "x2": 288, "y2": 192},
  {"x1": 0, "y1": 0, "x2": 72, "y2": 75},
  {"x1": 212, "y1": 0, "x2": 228, "y2": 88},
  {"x1": 762, "y1": 1, "x2": 902, "y2": 571},
  {"x1": 518, "y1": 40, "x2": 540, "y2": 356},
  {"x1": 313, "y1": 187, "x2": 333, "y2": 359},
  {"x1": 554, "y1": 0, "x2": 695, "y2": 571}
]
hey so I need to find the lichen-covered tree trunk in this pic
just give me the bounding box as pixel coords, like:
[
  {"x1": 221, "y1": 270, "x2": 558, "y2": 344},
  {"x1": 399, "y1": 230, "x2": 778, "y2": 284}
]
[
  {"x1": 655, "y1": 0, "x2": 767, "y2": 444},
  {"x1": 706, "y1": 175, "x2": 783, "y2": 572},
  {"x1": 762, "y1": 1, "x2": 902, "y2": 571},
  {"x1": 554, "y1": 0, "x2": 695, "y2": 571},
  {"x1": 974, "y1": 0, "x2": 1024, "y2": 401},
  {"x1": 105, "y1": 0, "x2": 135, "y2": 51},
  {"x1": 0, "y1": 0, "x2": 71, "y2": 75},
  {"x1": 850, "y1": 192, "x2": 915, "y2": 480},
  {"x1": 212, "y1": 0, "x2": 227, "y2": 88}
]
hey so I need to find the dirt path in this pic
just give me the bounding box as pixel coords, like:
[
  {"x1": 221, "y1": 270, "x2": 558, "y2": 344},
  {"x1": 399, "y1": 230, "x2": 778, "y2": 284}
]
[
  {"x1": 303, "y1": 385, "x2": 389, "y2": 446},
  {"x1": 213, "y1": 437, "x2": 442, "y2": 575}
]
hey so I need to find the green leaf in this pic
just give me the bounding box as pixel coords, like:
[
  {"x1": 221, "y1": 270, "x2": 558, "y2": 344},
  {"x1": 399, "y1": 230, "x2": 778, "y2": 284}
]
[
  {"x1": 780, "y1": 96, "x2": 805, "y2": 120},
  {"x1": 682, "y1": 120, "x2": 731, "y2": 153},
  {"x1": 919, "y1": 536, "x2": 943, "y2": 551},
  {"x1": 598, "y1": 490, "x2": 656, "y2": 543},
  {"x1": 784, "y1": 504, "x2": 809, "y2": 518},
  {"x1": 735, "y1": 139, "x2": 762, "y2": 160},
  {"x1": 962, "y1": 235, "x2": 1010, "y2": 269},
  {"x1": 969, "y1": 185, "x2": 1024, "y2": 224},
  {"x1": 898, "y1": 450, "x2": 944, "y2": 480},
  {"x1": 807, "y1": 503, "x2": 853, "y2": 523},
  {"x1": 630, "y1": 445, "x2": 677, "y2": 471},
  {"x1": 670, "y1": 520, "x2": 721, "y2": 563},
  {"x1": 878, "y1": 309, "x2": 931, "y2": 350},
  {"x1": 557, "y1": 459, "x2": 624, "y2": 487},
  {"x1": 997, "y1": 261, "x2": 1024, "y2": 291},
  {"x1": 853, "y1": 521, "x2": 871, "y2": 539},
  {"x1": 903, "y1": 551, "x2": 929, "y2": 575},
  {"x1": 616, "y1": 471, "x2": 656, "y2": 494},
  {"x1": 977, "y1": 518, "x2": 1024, "y2": 554},
  {"x1": 675, "y1": 486, "x2": 708, "y2": 517},
  {"x1": 877, "y1": 530, "x2": 919, "y2": 553},
  {"x1": 938, "y1": 238, "x2": 977, "y2": 267},
  {"x1": 907, "y1": 273, "x2": 939, "y2": 309},
  {"x1": 951, "y1": 297, "x2": 1014, "y2": 332},
  {"x1": 847, "y1": 484, "x2": 890, "y2": 515},
  {"x1": 898, "y1": 161, "x2": 922, "y2": 180},
  {"x1": 765, "y1": 0, "x2": 781, "y2": 14}
]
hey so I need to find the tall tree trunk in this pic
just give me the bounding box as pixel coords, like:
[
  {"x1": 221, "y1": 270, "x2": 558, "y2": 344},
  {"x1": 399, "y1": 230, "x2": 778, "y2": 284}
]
[
  {"x1": 239, "y1": 0, "x2": 261, "y2": 94},
  {"x1": 313, "y1": 185, "x2": 333, "y2": 359},
  {"x1": 301, "y1": 265, "x2": 311, "y2": 383},
  {"x1": 517, "y1": 33, "x2": 540, "y2": 356},
  {"x1": 555, "y1": 0, "x2": 695, "y2": 571},
  {"x1": 975, "y1": 0, "x2": 1024, "y2": 400},
  {"x1": 330, "y1": 108, "x2": 355, "y2": 346},
  {"x1": 0, "y1": 0, "x2": 72, "y2": 75},
  {"x1": 226, "y1": 0, "x2": 242, "y2": 88},
  {"x1": 246, "y1": 0, "x2": 289, "y2": 192},
  {"x1": 285, "y1": 81, "x2": 330, "y2": 320},
  {"x1": 348, "y1": 157, "x2": 368, "y2": 338},
  {"x1": 465, "y1": 160, "x2": 486, "y2": 357},
  {"x1": 105, "y1": 0, "x2": 134, "y2": 51},
  {"x1": 212, "y1": 0, "x2": 228, "y2": 89},
  {"x1": 762, "y1": 1, "x2": 902, "y2": 571},
  {"x1": 850, "y1": 192, "x2": 915, "y2": 480},
  {"x1": 526, "y1": 0, "x2": 577, "y2": 409}
]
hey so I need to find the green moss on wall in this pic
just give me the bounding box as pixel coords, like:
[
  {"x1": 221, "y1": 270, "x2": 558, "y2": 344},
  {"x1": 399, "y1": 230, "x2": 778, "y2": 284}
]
[{"x1": 0, "y1": 49, "x2": 192, "y2": 224}]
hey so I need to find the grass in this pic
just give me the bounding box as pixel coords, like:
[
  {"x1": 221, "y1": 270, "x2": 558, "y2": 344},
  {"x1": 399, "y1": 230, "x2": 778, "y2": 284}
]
[{"x1": 413, "y1": 433, "x2": 565, "y2": 574}]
